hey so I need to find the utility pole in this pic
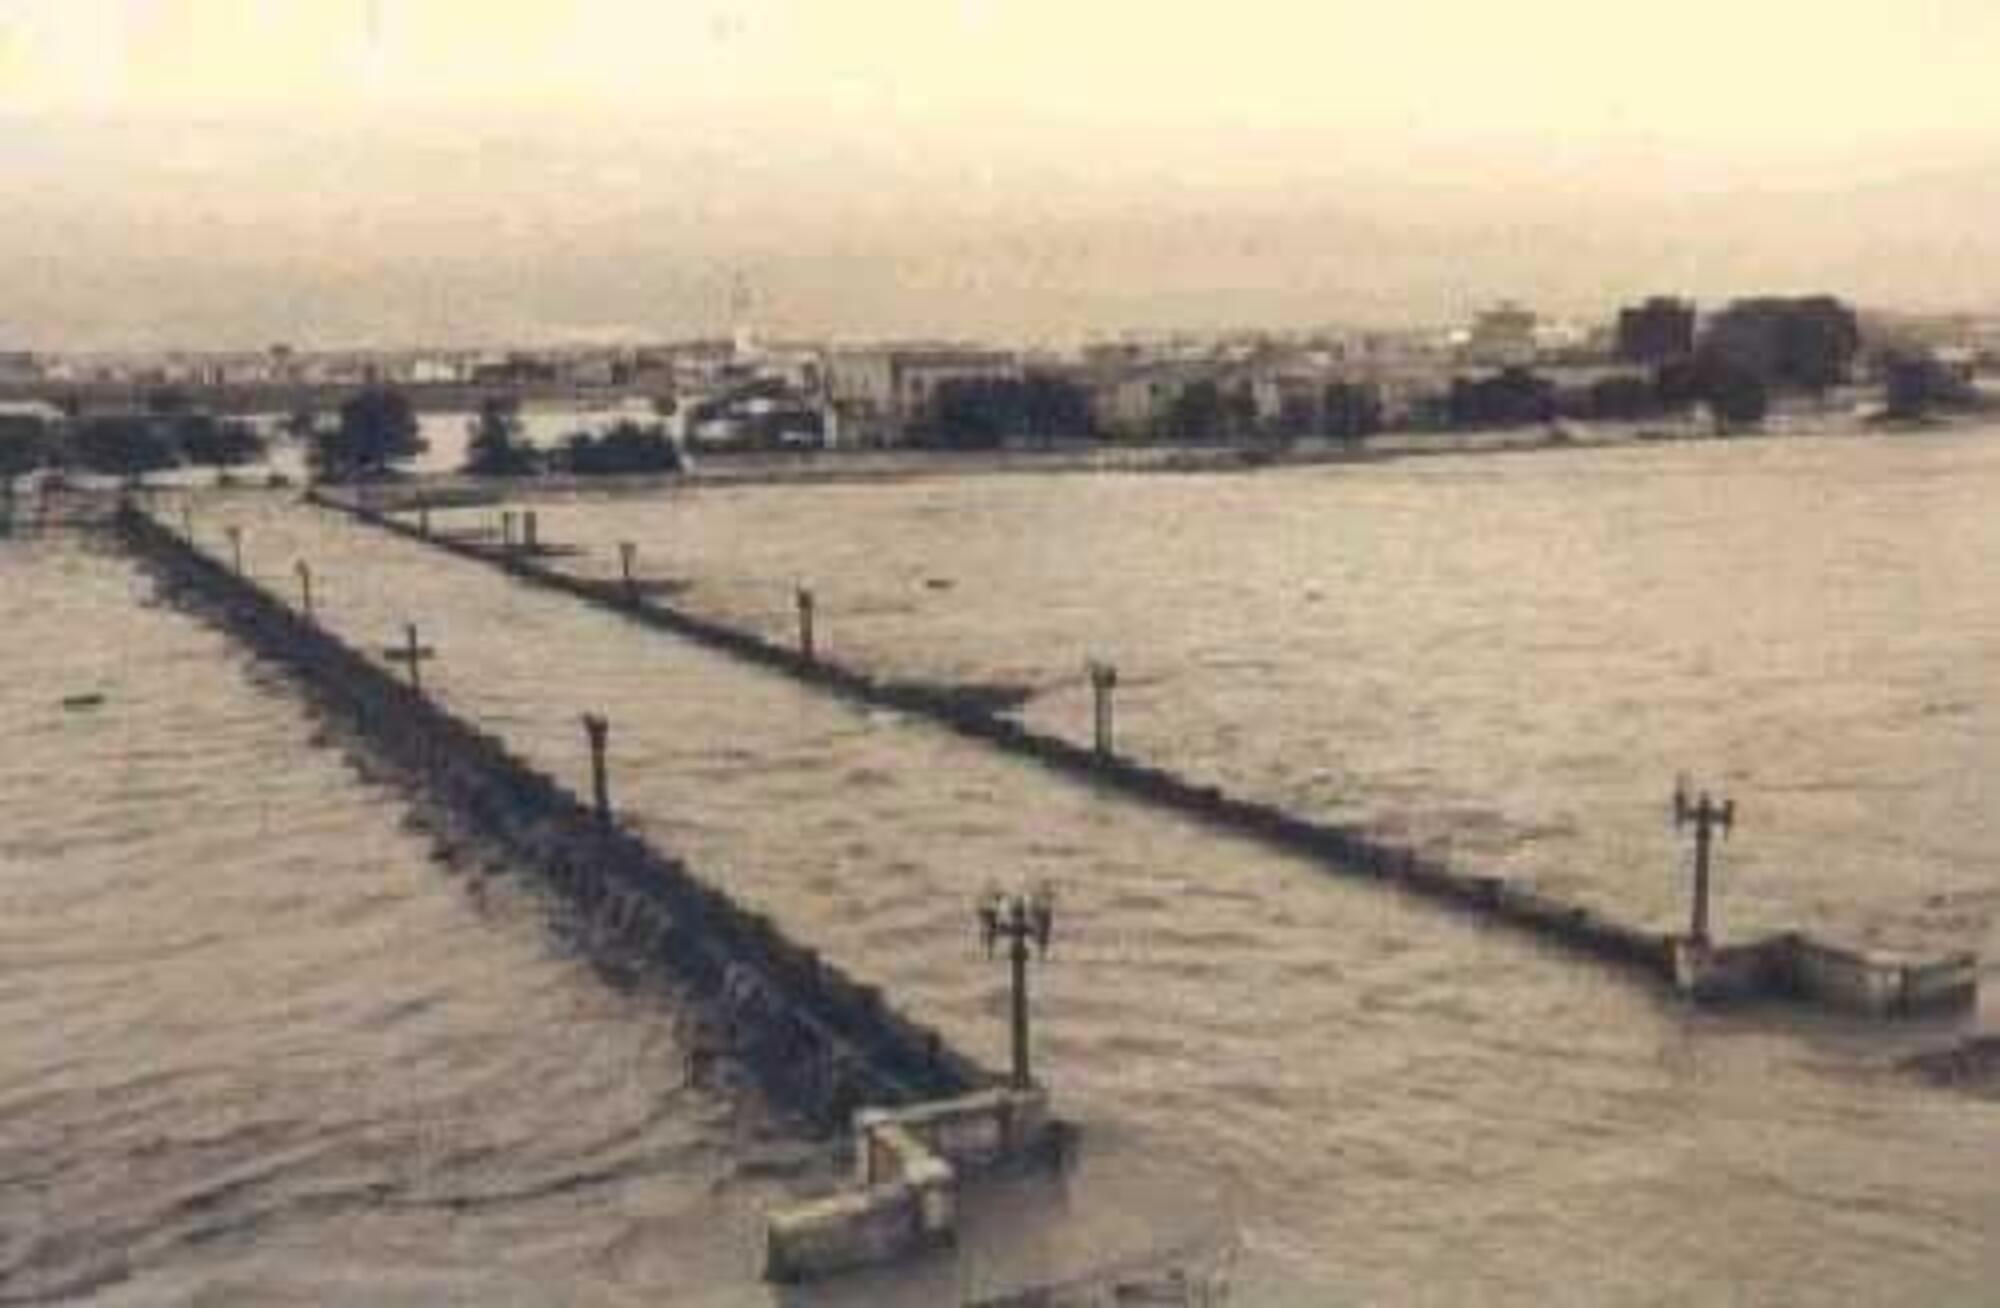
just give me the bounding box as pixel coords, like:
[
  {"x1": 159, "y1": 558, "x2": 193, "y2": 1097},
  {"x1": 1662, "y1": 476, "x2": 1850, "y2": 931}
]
[
  {"x1": 1673, "y1": 776, "x2": 1735, "y2": 946},
  {"x1": 383, "y1": 622, "x2": 436, "y2": 694},
  {"x1": 978, "y1": 884, "x2": 1056, "y2": 1091},
  {"x1": 582, "y1": 713, "x2": 612, "y2": 830},
  {"x1": 1088, "y1": 661, "x2": 1118, "y2": 758}
]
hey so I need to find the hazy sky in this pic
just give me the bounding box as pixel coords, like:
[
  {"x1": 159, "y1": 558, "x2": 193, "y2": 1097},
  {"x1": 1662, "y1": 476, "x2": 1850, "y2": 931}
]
[{"x1": 4, "y1": 0, "x2": 1999, "y2": 348}]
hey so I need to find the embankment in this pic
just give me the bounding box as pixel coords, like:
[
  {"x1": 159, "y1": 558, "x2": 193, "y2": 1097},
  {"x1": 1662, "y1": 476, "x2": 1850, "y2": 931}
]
[
  {"x1": 305, "y1": 487, "x2": 1979, "y2": 1019},
  {"x1": 115, "y1": 500, "x2": 993, "y2": 1125}
]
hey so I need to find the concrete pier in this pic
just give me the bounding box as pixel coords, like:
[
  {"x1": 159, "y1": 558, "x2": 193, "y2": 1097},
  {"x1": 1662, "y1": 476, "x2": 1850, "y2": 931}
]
[
  {"x1": 1675, "y1": 935, "x2": 1980, "y2": 1017},
  {"x1": 766, "y1": 1086, "x2": 1053, "y2": 1282}
]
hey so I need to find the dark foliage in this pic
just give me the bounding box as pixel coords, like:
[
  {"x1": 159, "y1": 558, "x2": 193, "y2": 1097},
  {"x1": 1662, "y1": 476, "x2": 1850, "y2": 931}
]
[
  {"x1": 463, "y1": 394, "x2": 540, "y2": 476},
  {"x1": 914, "y1": 373, "x2": 1097, "y2": 448},
  {"x1": 1701, "y1": 359, "x2": 1770, "y2": 432},
  {"x1": 554, "y1": 420, "x2": 683, "y2": 475},
  {"x1": 1322, "y1": 381, "x2": 1385, "y2": 440},
  {"x1": 175, "y1": 414, "x2": 267, "y2": 466},
  {"x1": 1447, "y1": 368, "x2": 1557, "y2": 429},
  {"x1": 72, "y1": 415, "x2": 179, "y2": 478},
  {"x1": 314, "y1": 387, "x2": 425, "y2": 481},
  {"x1": 0, "y1": 413, "x2": 51, "y2": 479}
]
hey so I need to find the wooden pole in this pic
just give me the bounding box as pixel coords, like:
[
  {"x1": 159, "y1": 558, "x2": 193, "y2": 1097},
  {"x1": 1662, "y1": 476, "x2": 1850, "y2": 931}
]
[
  {"x1": 295, "y1": 559, "x2": 314, "y2": 621},
  {"x1": 225, "y1": 525, "x2": 244, "y2": 575},
  {"x1": 619, "y1": 541, "x2": 637, "y2": 600}
]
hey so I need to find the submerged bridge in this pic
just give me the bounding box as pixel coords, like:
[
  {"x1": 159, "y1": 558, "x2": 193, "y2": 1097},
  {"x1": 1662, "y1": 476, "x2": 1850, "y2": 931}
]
[
  {"x1": 118, "y1": 499, "x2": 1076, "y2": 1279},
  {"x1": 116, "y1": 502, "x2": 999, "y2": 1118}
]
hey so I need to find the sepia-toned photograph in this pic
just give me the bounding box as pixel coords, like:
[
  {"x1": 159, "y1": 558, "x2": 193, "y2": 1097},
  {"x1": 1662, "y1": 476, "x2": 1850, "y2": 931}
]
[{"x1": 2, "y1": 2, "x2": 1997, "y2": 1303}]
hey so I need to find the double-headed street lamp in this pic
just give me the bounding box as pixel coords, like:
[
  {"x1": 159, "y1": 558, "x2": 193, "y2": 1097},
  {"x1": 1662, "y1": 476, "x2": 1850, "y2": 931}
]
[{"x1": 979, "y1": 883, "x2": 1056, "y2": 1091}]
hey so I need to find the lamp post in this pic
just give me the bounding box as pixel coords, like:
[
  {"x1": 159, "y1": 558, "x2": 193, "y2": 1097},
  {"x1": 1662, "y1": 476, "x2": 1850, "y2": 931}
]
[
  {"x1": 796, "y1": 585, "x2": 817, "y2": 664},
  {"x1": 1673, "y1": 776, "x2": 1735, "y2": 946},
  {"x1": 582, "y1": 713, "x2": 612, "y2": 830},
  {"x1": 978, "y1": 883, "x2": 1056, "y2": 1091},
  {"x1": 1088, "y1": 660, "x2": 1118, "y2": 758}
]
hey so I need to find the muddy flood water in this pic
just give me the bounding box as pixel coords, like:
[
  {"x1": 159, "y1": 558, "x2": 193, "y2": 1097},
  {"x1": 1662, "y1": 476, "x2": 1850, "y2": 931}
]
[{"x1": 6, "y1": 432, "x2": 2000, "y2": 1303}]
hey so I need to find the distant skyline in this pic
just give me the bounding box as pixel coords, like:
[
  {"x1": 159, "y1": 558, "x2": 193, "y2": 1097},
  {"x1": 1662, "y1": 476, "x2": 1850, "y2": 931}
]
[{"x1": 4, "y1": 1, "x2": 2000, "y2": 349}]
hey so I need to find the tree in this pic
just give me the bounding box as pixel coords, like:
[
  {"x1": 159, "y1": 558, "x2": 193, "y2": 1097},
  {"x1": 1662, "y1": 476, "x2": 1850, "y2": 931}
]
[
  {"x1": 0, "y1": 413, "x2": 51, "y2": 481},
  {"x1": 1224, "y1": 380, "x2": 1259, "y2": 441},
  {"x1": 1580, "y1": 373, "x2": 1661, "y2": 422},
  {"x1": 554, "y1": 421, "x2": 682, "y2": 476},
  {"x1": 1654, "y1": 357, "x2": 1705, "y2": 412},
  {"x1": 1017, "y1": 373, "x2": 1096, "y2": 442},
  {"x1": 916, "y1": 377, "x2": 1014, "y2": 449},
  {"x1": 1881, "y1": 351, "x2": 1974, "y2": 423},
  {"x1": 73, "y1": 415, "x2": 179, "y2": 480},
  {"x1": 1701, "y1": 361, "x2": 1769, "y2": 433},
  {"x1": 1322, "y1": 381, "x2": 1383, "y2": 441},
  {"x1": 463, "y1": 394, "x2": 539, "y2": 476},
  {"x1": 176, "y1": 414, "x2": 267, "y2": 467},
  {"x1": 314, "y1": 387, "x2": 425, "y2": 481},
  {"x1": 915, "y1": 373, "x2": 1097, "y2": 448},
  {"x1": 1162, "y1": 379, "x2": 1226, "y2": 442},
  {"x1": 1447, "y1": 368, "x2": 1556, "y2": 429},
  {"x1": 1701, "y1": 296, "x2": 1860, "y2": 395}
]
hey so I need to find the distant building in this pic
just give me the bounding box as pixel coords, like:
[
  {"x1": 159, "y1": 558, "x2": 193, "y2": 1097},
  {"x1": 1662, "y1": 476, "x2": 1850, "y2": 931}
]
[
  {"x1": 825, "y1": 347, "x2": 1021, "y2": 444},
  {"x1": 1616, "y1": 298, "x2": 1697, "y2": 365},
  {"x1": 1464, "y1": 302, "x2": 1539, "y2": 368}
]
